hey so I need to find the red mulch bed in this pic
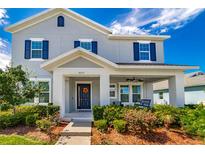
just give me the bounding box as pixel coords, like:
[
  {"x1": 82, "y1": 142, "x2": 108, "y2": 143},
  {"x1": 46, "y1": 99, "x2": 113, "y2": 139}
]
[
  {"x1": 0, "y1": 122, "x2": 68, "y2": 144},
  {"x1": 91, "y1": 127, "x2": 204, "y2": 145}
]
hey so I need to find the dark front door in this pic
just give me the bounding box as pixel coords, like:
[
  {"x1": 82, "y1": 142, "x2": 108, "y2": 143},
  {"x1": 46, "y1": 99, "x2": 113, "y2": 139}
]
[{"x1": 77, "y1": 83, "x2": 91, "y2": 109}]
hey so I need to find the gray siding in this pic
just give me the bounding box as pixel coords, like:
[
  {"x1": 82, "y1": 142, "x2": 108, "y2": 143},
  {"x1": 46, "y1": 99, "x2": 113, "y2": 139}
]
[{"x1": 12, "y1": 13, "x2": 165, "y2": 78}]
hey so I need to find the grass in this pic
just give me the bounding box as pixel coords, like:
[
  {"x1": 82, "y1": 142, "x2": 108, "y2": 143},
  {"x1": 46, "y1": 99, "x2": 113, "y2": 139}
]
[{"x1": 0, "y1": 135, "x2": 47, "y2": 145}]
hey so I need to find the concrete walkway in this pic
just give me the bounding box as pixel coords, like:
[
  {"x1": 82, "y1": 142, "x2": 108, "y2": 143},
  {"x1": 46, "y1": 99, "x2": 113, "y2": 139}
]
[{"x1": 56, "y1": 121, "x2": 91, "y2": 145}]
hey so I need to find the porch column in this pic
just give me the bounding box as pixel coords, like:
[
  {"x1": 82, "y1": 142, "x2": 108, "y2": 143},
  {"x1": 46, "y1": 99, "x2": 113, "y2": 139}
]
[
  {"x1": 53, "y1": 71, "x2": 65, "y2": 117},
  {"x1": 100, "y1": 73, "x2": 110, "y2": 106},
  {"x1": 144, "y1": 82, "x2": 154, "y2": 106},
  {"x1": 168, "y1": 72, "x2": 185, "y2": 107}
]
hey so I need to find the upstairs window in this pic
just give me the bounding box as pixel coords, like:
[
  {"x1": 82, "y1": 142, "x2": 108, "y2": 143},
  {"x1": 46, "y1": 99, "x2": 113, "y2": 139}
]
[
  {"x1": 139, "y1": 43, "x2": 150, "y2": 61},
  {"x1": 31, "y1": 41, "x2": 43, "y2": 58},
  {"x1": 80, "y1": 41, "x2": 92, "y2": 51},
  {"x1": 57, "y1": 16, "x2": 64, "y2": 27}
]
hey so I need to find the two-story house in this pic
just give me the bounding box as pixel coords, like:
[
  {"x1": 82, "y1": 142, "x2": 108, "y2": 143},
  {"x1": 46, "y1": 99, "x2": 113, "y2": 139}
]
[{"x1": 5, "y1": 8, "x2": 198, "y2": 119}]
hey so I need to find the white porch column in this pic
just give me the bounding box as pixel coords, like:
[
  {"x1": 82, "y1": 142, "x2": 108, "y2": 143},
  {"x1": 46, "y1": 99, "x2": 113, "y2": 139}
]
[
  {"x1": 168, "y1": 72, "x2": 185, "y2": 107},
  {"x1": 143, "y1": 82, "x2": 154, "y2": 106},
  {"x1": 53, "y1": 71, "x2": 65, "y2": 117},
  {"x1": 100, "y1": 73, "x2": 110, "y2": 106}
]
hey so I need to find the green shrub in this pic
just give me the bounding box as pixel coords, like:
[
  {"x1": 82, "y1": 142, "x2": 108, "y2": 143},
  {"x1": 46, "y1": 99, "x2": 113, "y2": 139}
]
[
  {"x1": 124, "y1": 109, "x2": 157, "y2": 134},
  {"x1": 0, "y1": 103, "x2": 11, "y2": 111},
  {"x1": 113, "y1": 120, "x2": 127, "y2": 133},
  {"x1": 16, "y1": 105, "x2": 60, "y2": 117},
  {"x1": 36, "y1": 119, "x2": 52, "y2": 132},
  {"x1": 0, "y1": 105, "x2": 59, "y2": 129},
  {"x1": 103, "y1": 105, "x2": 123, "y2": 124},
  {"x1": 48, "y1": 105, "x2": 60, "y2": 116},
  {"x1": 180, "y1": 107, "x2": 205, "y2": 138},
  {"x1": 153, "y1": 104, "x2": 182, "y2": 128},
  {"x1": 93, "y1": 105, "x2": 105, "y2": 120},
  {"x1": 0, "y1": 112, "x2": 26, "y2": 129},
  {"x1": 25, "y1": 114, "x2": 38, "y2": 126},
  {"x1": 94, "y1": 120, "x2": 108, "y2": 132}
]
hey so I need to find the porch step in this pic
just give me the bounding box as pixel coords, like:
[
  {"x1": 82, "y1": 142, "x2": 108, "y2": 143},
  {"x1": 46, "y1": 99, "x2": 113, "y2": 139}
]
[
  {"x1": 60, "y1": 121, "x2": 91, "y2": 136},
  {"x1": 62, "y1": 117, "x2": 93, "y2": 122}
]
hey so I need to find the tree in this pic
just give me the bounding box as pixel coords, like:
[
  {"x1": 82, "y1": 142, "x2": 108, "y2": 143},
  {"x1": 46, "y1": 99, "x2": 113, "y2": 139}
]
[{"x1": 0, "y1": 65, "x2": 38, "y2": 114}]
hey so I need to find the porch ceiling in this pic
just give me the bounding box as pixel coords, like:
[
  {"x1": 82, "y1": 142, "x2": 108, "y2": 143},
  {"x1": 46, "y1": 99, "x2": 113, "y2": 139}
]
[{"x1": 110, "y1": 75, "x2": 171, "y2": 83}]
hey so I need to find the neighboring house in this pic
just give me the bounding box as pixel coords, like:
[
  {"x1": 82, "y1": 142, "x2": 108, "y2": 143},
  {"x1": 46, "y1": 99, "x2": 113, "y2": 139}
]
[
  {"x1": 154, "y1": 72, "x2": 205, "y2": 105},
  {"x1": 5, "y1": 8, "x2": 198, "y2": 118}
]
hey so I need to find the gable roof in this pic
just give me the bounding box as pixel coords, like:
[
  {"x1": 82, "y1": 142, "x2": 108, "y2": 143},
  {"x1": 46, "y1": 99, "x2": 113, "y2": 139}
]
[
  {"x1": 41, "y1": 47, "x2": 118, "y2": 71},
  {"x1": 5, "y1": 8, "x2": 112, "y2": 34}
]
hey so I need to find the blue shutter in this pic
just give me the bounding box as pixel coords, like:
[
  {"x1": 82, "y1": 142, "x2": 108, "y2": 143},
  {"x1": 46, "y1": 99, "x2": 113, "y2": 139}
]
[
  {"x1": 91, "y1": 41, "x2": 98, "y2": 54},
  {"x1": 74, "y1": 41, "x2": 80, "y2": 48},
  {"x1": 150, "y1": 43, "x2": 156, "y2": 61},
  {"x1": 42, "y1": 40, "x2": 49, "y2": 59},
  {"x1": 24, "y1": 40, "x2": 31, "y2": 59},
  {"x1": 133, "y1": 42, "x2": 139, "y2": 61}
]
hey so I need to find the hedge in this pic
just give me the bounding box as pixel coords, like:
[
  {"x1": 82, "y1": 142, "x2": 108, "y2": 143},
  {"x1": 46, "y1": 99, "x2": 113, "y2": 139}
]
[{"x1": 0, "y1": 105, "x2": 60, "y2": 129}]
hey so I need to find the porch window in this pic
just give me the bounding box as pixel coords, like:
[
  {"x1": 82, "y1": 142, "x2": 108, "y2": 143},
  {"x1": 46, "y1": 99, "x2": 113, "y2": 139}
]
[
  {"x1": 139, "y1": 43, "x2": 150, "y2": 61},
  {"x1": 31, "y1": 41, "x2": 43, "y2": 58},
  {"x1": 120, "y1": 85, "x2": 129, "y2": 102},
  {"x1": 132, "y1": 85, "x2": 141, "y2": 103},
  {"x1": 119, "y1": 83, "x2": 142, "y2": 103},
  {"x1": 110, "y1": 84, "x2": 117, "y2": 99}
]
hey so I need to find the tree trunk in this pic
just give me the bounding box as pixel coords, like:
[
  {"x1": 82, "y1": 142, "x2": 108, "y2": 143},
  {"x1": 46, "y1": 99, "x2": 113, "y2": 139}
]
[{"x1": 13, "y1": 106, "x2": 16, "y2": 114}]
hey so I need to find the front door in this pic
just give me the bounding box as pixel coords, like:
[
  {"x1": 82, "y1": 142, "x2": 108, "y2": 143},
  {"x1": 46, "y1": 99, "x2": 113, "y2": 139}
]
[{"x1": 77, "y1": 83, "x2": 91, "y2": 110}]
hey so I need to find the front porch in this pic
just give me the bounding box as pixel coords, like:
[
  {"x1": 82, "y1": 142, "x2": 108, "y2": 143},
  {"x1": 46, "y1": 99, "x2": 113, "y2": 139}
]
[
  {"x1": 40, "y1": 48, "x2": 196, "y2": 118},
  {"x1": 53, "y1": 70, "x2": 185, "y2": 118}
]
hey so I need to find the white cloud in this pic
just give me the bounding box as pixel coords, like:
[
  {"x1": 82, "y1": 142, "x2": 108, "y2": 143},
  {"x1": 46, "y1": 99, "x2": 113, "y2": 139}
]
[
  {"x1": 0, "y1": 9, "x2": 10, "y2": 69},
  {"x1": 0, "y1": 38, "x2": 11, "y2": 69},
  {"x1": 110, "y1": 8, "x2": 204, "y2": 35},
  {"x1": 0, "y1": 8, "x2": 9, "y2": 25}
]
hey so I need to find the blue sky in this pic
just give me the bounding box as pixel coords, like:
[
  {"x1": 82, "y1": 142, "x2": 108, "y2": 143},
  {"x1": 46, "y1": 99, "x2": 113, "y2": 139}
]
[{"x1": 0, "y1": 8, "x2": 205, "y2": 72}]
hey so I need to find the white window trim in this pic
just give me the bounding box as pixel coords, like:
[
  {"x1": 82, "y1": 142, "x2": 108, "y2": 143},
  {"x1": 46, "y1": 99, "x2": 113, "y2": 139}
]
[
  {"x1": 30, "y1": 38, "x2": 44, "y2": 41},
  {"x1": 31, "y1": 40, "x2": 43, "y2": 59},
  {"x1": 139, "y1": 42, "x2": 151, "y2": 62},
  {"x1": 110, "y1": 83, "x2": 117, "y2": 99},
  {"x1": 118, "y1": 82, "x2": 143, "y2": 105},
  {"x1": 29, "y1": 78, "x2": 51, "y2": 104}
]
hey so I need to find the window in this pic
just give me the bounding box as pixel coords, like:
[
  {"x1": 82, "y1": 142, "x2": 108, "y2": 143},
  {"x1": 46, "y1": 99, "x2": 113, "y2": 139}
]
[
  {"x1": 31, "y1": 41, "x2": 42, "y2": 58},
  {"x1": 39, "y1": 81, "x2": 50, "y2": 103},
  {"x1": 80, "y1": 41, "x2": 92, "y2": 51},
  {"x1": 110, "y1": 84, "x2": 117, "y2": 99},
  {"x1": 57, "y1": 16, "x2": 64, "y2": 27},
  {"x1": 132, "y1": 85, "x2": 141, "y2": 103},
  {"x1": 159, "y1": 92, "x2": 163, "y2": 99},
  {"x1": 119, "y1": 83, "x2": 142, "y2": 103},
  {"x1": 28, "y1": 79, "x2": 50, "y2": 103},
  {"x1": 120, "y1": 85, "x2": 129, "y2": 102},
  {"x1": 139, "y1": 43, "x2": 150, "y2": 61}
]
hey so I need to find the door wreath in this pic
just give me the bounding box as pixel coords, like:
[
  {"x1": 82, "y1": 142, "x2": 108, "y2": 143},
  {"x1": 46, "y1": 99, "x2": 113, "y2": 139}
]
[{"x1": 83, "y1": 87, "x2": 89, "y2": 94}]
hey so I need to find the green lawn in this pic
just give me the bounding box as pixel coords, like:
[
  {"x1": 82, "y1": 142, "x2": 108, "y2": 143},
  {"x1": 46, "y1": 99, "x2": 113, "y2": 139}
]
[{"x1": 0, "y1": 135, "x2": 47, "y2": 145}]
